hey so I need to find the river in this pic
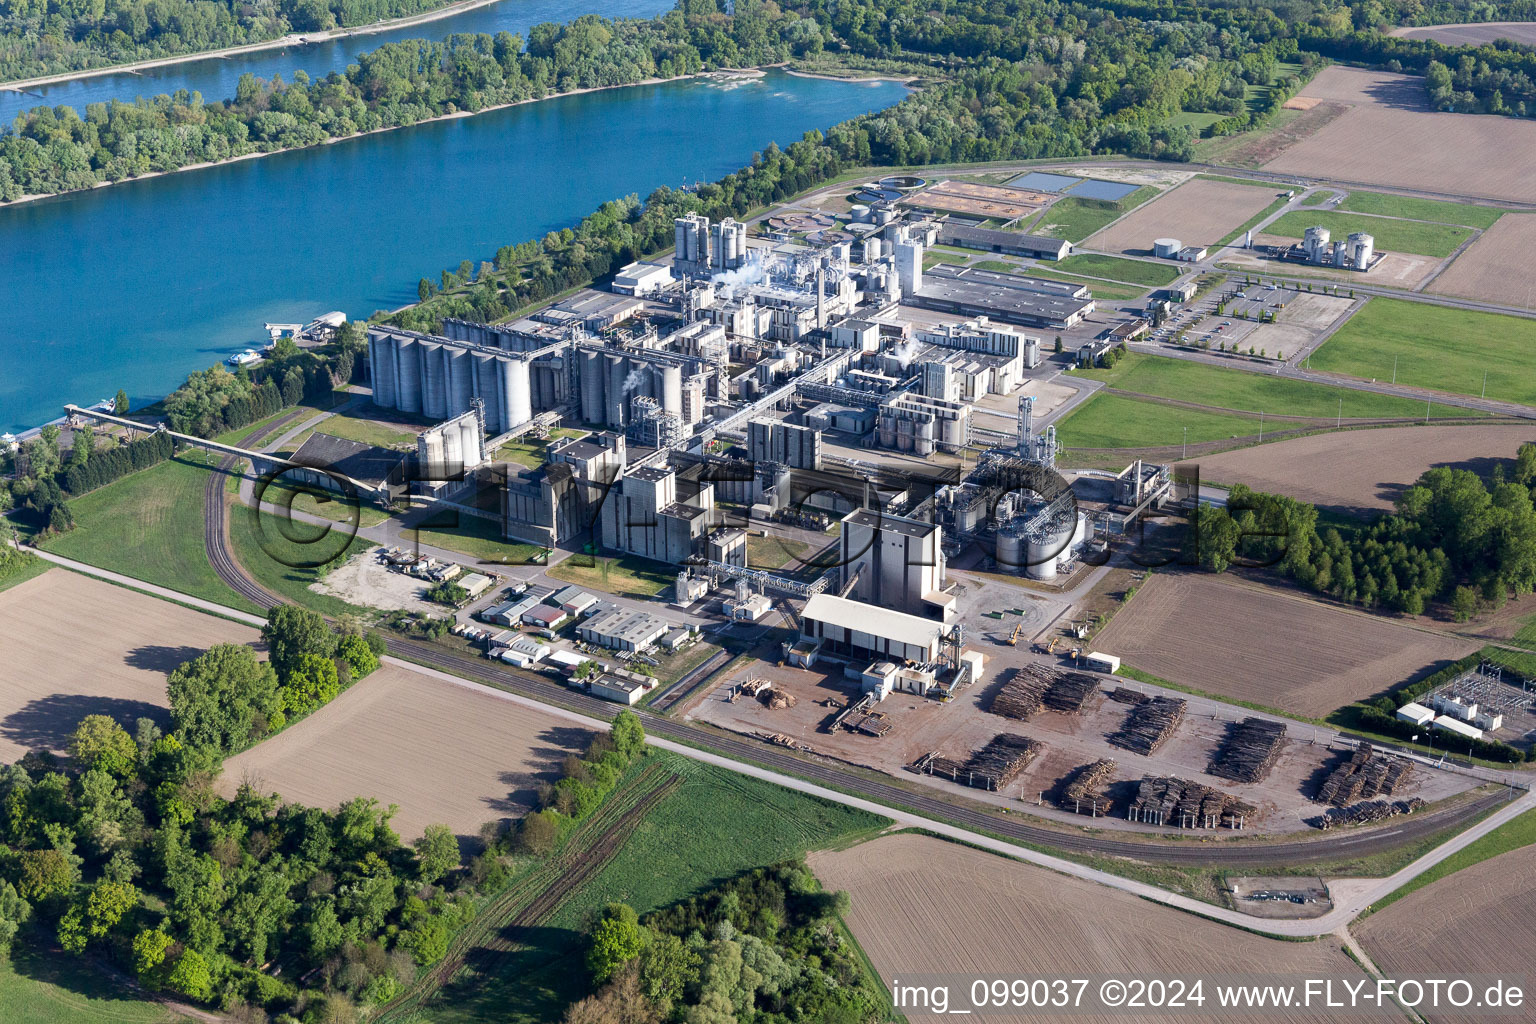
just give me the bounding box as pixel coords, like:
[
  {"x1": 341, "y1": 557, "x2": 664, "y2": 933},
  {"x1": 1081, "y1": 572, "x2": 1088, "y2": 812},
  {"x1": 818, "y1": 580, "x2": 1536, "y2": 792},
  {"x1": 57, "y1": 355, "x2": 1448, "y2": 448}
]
[
  {"x1": 1, "y1": 0, "x2": 672, "y2": 124},
  {"x1": 0, "y1": 70, "x2": 906, "y2": 432}
]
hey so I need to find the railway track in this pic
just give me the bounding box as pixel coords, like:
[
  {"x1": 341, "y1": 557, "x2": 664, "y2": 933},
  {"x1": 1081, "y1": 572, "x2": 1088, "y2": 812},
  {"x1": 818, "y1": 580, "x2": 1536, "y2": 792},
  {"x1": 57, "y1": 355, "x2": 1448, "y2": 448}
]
[
  {"x1": 199, "y1": 466, "x2": 1512, "y2": 869},
  {"x1": 201, "y1": 410, "x2": 306, "y2": 612}
]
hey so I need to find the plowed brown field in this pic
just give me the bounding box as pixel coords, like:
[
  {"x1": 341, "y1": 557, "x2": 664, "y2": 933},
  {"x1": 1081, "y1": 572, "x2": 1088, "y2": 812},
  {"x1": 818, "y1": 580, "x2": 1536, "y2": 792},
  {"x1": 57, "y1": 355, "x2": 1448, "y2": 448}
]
[
  {"x1": 1091, "y1": 574, "x2": 1476, "y2": 717},
  {"x1": 0, "y1": 569, "x2": 259, "y2": 762},
  {"x1": 1356, "y1": 843, "x2": 1536, "y2": 1024},
  {"x1": 219, "y1": 666, "x2": 591, "y2": 840},
  {"x1": 1263, "y1": 67, "x2": 1536, "y2": 202},
  {"x1": 1194, "y1": 424, "x2": 1536, "y2": 513},
  {"x1": 812, "y1": 833, "x2": 1375, "y2": 1023},
  {"x1": 1392, "y1": 21, "x2": 1536, "y2": 46},
  {"x1": 1085, "y1": 178, "x2": 1277, "y2": 253},
  {"x1": 1428, "y1": 215, "x2": 1536, "y2": 306}
]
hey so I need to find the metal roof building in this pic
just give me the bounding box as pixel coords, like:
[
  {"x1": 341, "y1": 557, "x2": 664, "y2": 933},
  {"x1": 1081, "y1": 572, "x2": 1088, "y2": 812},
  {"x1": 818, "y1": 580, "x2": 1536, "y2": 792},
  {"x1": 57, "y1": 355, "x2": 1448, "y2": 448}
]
[
  {"x1": 578, "y1": 608, "x2": 674, "y2": 651},
  {"x1": 935, "y1": 223, "x2": 1071, "y2": 261},
  {"x1": 799, "y1": 593, "x2": 945, "y2": 664}
]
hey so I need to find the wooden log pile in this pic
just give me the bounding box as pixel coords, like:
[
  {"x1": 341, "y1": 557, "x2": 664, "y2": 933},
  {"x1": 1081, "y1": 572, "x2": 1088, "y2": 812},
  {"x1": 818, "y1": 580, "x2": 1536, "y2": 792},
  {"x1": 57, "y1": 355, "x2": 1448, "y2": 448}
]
[
  {"x1": 1128, "y1": 776, "x2": 1255, "y2": 828},
  {"x1": 987, "y1": 665, "x2": 1051, "y2": 720},
  {"x1": 1315, "y1": 743, "x2": 1415, "y2": 806},
  {"x1": 1059, "y1": 759, "x2": 1117, "y2": 815},
  {"x1": 1109, "y1": 695, "x2": 1186, "y2": 755},
  {"x1": 1311, "y1": 797, "x2": 1426, "y2": 830},
  {"x1": 1042, "y1": 671, "x2": 1100, "y2": 714},
  {"x1": 1108, "y1": 686, "x2": 1148, "y2": 705},
  {"x1": 920, "y1": 733, "x2": 1043, "y2": 791},
  {"x1": 764, "y1": 689, "x2": 797, "y2": 711},
  {"x1": 1208, "y1": 717, "x2": 1287, "y2": 784}
]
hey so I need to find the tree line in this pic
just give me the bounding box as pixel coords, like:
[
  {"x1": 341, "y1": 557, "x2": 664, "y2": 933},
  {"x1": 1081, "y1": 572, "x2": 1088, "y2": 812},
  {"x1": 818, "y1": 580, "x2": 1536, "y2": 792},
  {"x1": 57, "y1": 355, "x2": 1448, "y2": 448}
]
[
  {"x1": 568, "y1": 860, "x2": 879, "y2": 1024},
  {"x1": 1190, "y1": 442, "x2": 1536, "y2": 619},
  {"x1": 0, "y1": 0, "x2": 460, "y2": 82},
  {"x1": 0, "y1": 591, "x2": 654, "y2": 1020}
]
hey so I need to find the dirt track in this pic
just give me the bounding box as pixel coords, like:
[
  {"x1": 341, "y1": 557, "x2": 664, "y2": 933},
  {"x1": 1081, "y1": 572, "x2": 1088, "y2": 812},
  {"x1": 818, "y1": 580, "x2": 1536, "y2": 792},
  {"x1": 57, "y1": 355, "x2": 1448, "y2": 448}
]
[
  {"x1": 812, "y1": 833, "x2": 1376, "y2": 1023},
  {"x1": 1092, "y1": 574, "x2": 1476, "y2": 718},
  {"x1": 0, "y1": 569, "x2": 258, "y2": 762},
  {"x1": 1193, "y1": 423, "x2": 1536, "y2": 513},
  {"x1": 218, "y1": 665, "x2": 591, "y2": 840}
]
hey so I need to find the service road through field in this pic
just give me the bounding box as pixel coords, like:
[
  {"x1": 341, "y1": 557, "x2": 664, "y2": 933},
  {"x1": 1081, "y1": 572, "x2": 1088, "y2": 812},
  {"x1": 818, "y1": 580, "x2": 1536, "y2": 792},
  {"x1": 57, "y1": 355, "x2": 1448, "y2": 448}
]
[
  {"x1": 218, "y1": 663, "x2": 592, "y2": 841},
  {"x1": 813, "y1": 833, "x2": 1375, "y2": 1023},
  {"x1": 0, "y1": 568, "x2": 259, "y2": 762},
  {"x1": 1092, "y1": 573, "x2": 1478, "y2": 718}
]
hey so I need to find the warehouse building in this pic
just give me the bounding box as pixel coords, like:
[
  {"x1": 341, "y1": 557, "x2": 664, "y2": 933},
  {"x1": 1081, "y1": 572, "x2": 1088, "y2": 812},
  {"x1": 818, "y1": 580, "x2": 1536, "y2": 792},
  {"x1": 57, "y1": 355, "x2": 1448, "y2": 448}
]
[
  {"x1": 908, "y1": 267, "x2": 1094, "y2": 330},
  {"x1": 579, "y1": 608, "x2": 674, "y2": 651},
  {"x1": 935, "y1": 223, "x2": 1072, "y2": 261},
  {"x1": 285, "y1": 432, "x2": 408, "y2": 507},
  {"x1": 798, "y1": 593, "x2": 946, "y2": 664}
]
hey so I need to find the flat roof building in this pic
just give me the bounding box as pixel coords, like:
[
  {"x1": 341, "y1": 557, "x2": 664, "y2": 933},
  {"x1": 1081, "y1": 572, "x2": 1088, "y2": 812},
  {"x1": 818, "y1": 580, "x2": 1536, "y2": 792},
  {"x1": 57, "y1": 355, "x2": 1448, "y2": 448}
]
[
  {"x1": 578, "y1": 608, "x2": 674, "y2": 651},
  {"x1": 288, "y1": 432, "x2": 408, "y2": 506},
  {"x1": 909, "y1": 268, "x2": 1094, "y2": 330},
  {"x1": 935, "y1": 223, "x2": 1071, "y2": 261}
]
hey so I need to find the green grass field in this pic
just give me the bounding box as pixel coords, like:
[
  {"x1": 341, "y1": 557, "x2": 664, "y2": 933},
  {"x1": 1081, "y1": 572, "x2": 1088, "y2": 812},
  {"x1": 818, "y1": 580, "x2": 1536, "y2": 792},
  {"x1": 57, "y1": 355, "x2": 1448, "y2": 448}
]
[
  {"x1": 0, "y1": 553, "x2": 50, "y2": 595},
  {"x1": 923, "y1": 249, "x2": 968, "y2": 269},
  {"x1": 42, "y1": 454, "x2": 260, "y2": 613},
  {"x1": 1055, "y1": 393, "x2": 1261, "y2": 448},
  {"x1": 746, "y1": 534, "x2": 809, "y2": 570},
  {"x1": 1338, "y1": 191, "x2": 1504, "y2": 230},
  {"x1": 228, "y1": 504, "x2": 370, "y2": 617},
  {"x1": 1073, "y1": 352, "x2": 1472, "y2": 420},
  {"x1": 412, "y1": 752, "x2": 889, "y2": 1024},
  {"x1": 306, "y1": 409, "x2": 418, "y2": 449},
  {"x1": 0, "y1": 948, "x2": 183, "y2": 1024},
  {"x1": 1031, "y1": 185, "x2": 1160, "y2": 243},
  {"x1": 497, "y1": 427, "x2": 586, "y2": 469},
  {"x1": 1310, "y1": 298, "x2": 1536, "y2": 406},
  {"x1": 1055, "y1": 253, "x2": 1181, "y2": 287},
  {"x1": 1265, "y1": 210, "x2": 1474, "y2": 258},
  {"x1": 407, "y1": 510, "x2": 547, "y2": 567},
  {"x1": 256, "y1": 480, "x2": 391, "y2": 528},
  {"x1": 1013, "y1": 267, "x2": 1148, "y2": 301},
  {"x1": 546, "y1": 553, "x2": 675, "y2": 599}
]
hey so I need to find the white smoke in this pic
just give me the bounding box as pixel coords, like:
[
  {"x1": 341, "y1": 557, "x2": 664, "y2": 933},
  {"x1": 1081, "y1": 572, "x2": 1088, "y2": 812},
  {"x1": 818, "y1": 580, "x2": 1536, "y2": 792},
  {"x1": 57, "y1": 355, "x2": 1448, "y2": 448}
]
[
  {"x1": 711, "y1": 255, "x2": 768, "y2": 299},
  {"x1": 892, "y1": 339, "x2": 921, "y2": 369},
  {"x1": 621, "y1": 368, "x2": 648, "y2": 395}
]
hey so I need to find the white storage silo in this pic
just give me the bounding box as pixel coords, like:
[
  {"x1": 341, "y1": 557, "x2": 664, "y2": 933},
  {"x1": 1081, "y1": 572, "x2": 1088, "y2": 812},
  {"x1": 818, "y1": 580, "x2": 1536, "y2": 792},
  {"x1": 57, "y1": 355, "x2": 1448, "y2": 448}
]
[
  {"x1": 1348, "y1": 232, "x2": 1374, "y2": 270},
  {"x1": 995, "y1": 523, "x2": 1025, "y2": 570},
  {"x1": 661, "y1": 364, "x2": 683, "y2": 417},
  {"x1": 420, "y1": 341, "x2": 446, "y2": 419},
  {"x1": 503, "y1": 357, "x2": 532, "y2": 432},
  {"x1": 1153, "y1": 238, "x2": 1181, "y2": 259}
]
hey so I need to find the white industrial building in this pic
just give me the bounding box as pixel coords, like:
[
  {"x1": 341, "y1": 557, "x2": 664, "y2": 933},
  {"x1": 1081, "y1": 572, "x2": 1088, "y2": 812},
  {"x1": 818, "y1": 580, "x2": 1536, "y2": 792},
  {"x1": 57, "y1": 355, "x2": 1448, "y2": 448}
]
[
  {"x1": 798, "y1": 593, "x2": 946, "y2": 664},
  {"x1": 839, "y1": 509, "x2": 953, "y2": 620},
  {"x1": 578, "y1": 608, "x2": 674, "y2": 651},
  {"x1": 612, "y1": 261, "x2": 674, "y2": 295}
]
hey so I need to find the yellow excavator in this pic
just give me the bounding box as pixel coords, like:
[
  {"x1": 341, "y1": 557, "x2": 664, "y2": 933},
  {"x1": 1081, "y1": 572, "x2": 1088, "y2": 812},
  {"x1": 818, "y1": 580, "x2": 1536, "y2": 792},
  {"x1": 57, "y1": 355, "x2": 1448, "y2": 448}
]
[{"x1": 1008, "y1": 623, "x2": 1023, "y2": 646}]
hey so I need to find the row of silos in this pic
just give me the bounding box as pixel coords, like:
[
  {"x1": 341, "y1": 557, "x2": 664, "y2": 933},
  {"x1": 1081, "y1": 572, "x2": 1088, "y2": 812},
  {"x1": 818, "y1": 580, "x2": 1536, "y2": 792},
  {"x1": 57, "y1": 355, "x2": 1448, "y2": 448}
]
[
  {"x1": 368, "y1": 329, "x2": 531, "y2": 433},
  {"x1": 576, "y1": 349, "x2": 685, "y2": 430},
  {"x1": 993, "y1": 512, "x2": 1089, "y2": 580}
]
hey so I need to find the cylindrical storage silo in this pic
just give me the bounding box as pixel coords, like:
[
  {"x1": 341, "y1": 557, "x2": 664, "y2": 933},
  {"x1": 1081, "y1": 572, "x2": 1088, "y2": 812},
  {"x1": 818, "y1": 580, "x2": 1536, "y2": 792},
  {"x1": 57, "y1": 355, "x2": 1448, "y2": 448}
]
[
  {"x1": 606, "y1": 355, "x2": 629, "y2": 428},
  {"x1": 915, "y1": 417, "x2": 935, "y2": 457},
  {"x1": 996, "y1": 526, "x2": 1024, "y2": 571},
  {"x1": 863, "y1": 237, "x2": 882, "y2": 263},
  {"x1": 396, "y1": 336, "x2": 421, "y2": 413},
  {"x1": 850, "y1": 204, "x2": 871, "y2": 223},
  {"x1": 503, "y1": 357, "x2": 532, "y2": 431},
  {"x1": 447, "y1": 347, "x2": 473, "y2": 417},
  {"x1": 441, "y1": 423, "x2": 462, "y2": 476},
  {"x1": 579, "y1": 349, "x2": 605, "y2": 425},
  {"x1": 661, "y1": 365, "x2": 683, "y2": 417},
  {"x1": 1153, "y1": 238, "x2": 1181, "y2": 259},
  {"x1": 460, "y1": 419, "x2": 481, "y2": 468},
  {"x1": 1027, "y1": 521, "x2": 1074, "y2": 580},
  {"x1": 369, "y1": 334, "x2": 396, "y2": 408},
  {"x1": 420, "y1": 341, "x2": 446, "y2": 419},
  {"x1": 472, "y1": 353, "x2": 500, "y2": 430}
]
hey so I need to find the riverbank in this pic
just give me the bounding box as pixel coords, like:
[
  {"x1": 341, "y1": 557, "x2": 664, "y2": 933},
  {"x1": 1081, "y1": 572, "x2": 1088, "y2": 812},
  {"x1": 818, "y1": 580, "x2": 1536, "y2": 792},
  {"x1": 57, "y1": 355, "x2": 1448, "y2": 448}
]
[
  {"x1": 781, "y1": 67, "x2": 922, "y2": 85},
  {"x1": 2, "y1": 66, "x2": 912, "y2": 210},
  {"x1": 0, "y1": 0, "x2": 503, "y2": 91}
]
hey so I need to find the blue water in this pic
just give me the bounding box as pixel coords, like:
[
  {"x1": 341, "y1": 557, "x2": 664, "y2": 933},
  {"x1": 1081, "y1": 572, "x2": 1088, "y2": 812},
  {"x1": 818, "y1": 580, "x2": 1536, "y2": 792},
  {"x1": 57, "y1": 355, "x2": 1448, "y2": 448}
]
[
  {"x1": 1008, "y1": 171, "x2": 1081, "y2": 192},
  {"x1": 0, "y1": 71, "x2": 906, "y2": 431},
  {"x1": 1070, "y1": 179, "x2": 1139, "y2": 201},
  {"x1": 0, "y1": 0, "x2": 671, "y2": 124}
]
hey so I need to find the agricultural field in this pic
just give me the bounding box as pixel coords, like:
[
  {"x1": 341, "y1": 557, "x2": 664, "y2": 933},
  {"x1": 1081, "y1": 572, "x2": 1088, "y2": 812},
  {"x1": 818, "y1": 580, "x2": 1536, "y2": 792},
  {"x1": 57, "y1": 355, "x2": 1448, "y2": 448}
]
[
  {"x1": 1084, "y1": 178, "x2": 1279, "y2": 254},
  {"x1": 1263, "y1": 67, "x2": 1536, "y2": 202},
  {"x1": 1193, "y1": 424, "x2": 1536, "y2": 514},
  {"x1": 1055, "y1": 252, "x2": 1181, "y2": 286},
  {"x1": 41, "y1": 452, "x2": 259, "y2": 613},
  {"x1": 1390, "y1": 20, "x2": 1536, "y2": 45},
  {"x1": 1056, "y1": 393, "x2": 1260, "y2": 449},
  {"x1": 0, "y1": 570, "x2": 258, "y2": 762},
  {"x1": 1309, "y1": 298, "x2": 1536, "y2": 407},
  {"x1": 1263, "y1": 210, "x2": 1474, "y2": 258},
  {"x1": 1029, "y1": 185, "x2": 1160, "y2": 242},
  {"x1": 393, "y1": 751, "x2": 889, "y2": 1024},
  {"x1": 1427, "y1": 214, "x2": 1536, "y2": 307},
  {"x1": 1357, "y1": 843, "x2": 1536, "y2": 1024},
  {"x1": 1072, "y1": 352, "x2": 1465, "y2": 420},
  {"x1": 1092, "y1": 573, "x2": 1478, "y2": 718},
  {"x1": 219, "y1": 666, "x2": 590, "y2": 840},
  {"x1": 0, "y1": 948, "x2": 187, "y2": 1024},
  {"x1": 813, "y1": 833, "x2": 1371, "y2": 1024},
  {"x1": 1337, "y1": 191, "x2": 1504, "y2": 230}
]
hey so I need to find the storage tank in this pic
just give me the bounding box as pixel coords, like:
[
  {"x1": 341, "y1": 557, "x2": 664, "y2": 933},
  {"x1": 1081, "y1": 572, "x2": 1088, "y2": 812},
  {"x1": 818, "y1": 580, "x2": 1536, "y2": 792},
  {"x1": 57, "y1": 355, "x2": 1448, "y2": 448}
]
[
  {"x1": 1022, "y1": 336, "x2": 1042, "y2": 370},
  {"x1": 862, "y1": 237, "x2": 883, "y2": 264},
  {"x1": 369, "y1": 334, "x2": 396, "y2": 408},
  {"x1": 1153, "y1": 238, "x2": 1181, "y2": 259},
  {"x1": 1026, "y1": 519, "x2": 1074, "y2": 581},
  {"x1": 395, "y1": 335, "x2": 421, "y2": 413},
  {"x1": 420, "y1": 341, "x2": 446, "y2": 419},
  {"x1": 446, "y1": 347, "x2": 473, "y2": 417},
  {"x1": 873, "y1": 207, "x2": 893, "y2": 226},
  {"x1": 579, "y1": 349, "x2": 606, "y2": 425},
  {"x1": 1347, "y1": 232, "x2": 1374, "y2": 270},
  {"x1": 995, "y1": 523, "x2": 1026, "y2": 570},
  {"x1": 850, "y1": 204, "x2": 872, "y2": 223},
  {"x1": 1303, "y1": 225, "x2": 1331, "y2": 264},
  {"x1": 503, "y1": 357, "x2": 532, "y2": 431},
  {"x1": 441, "y1": 421, "x2": 463, "y2": 474},
  {"x1": 460, "y1": 418, "x2": 482, "y2": 468},
  {"x1": 661, "y1": 364, "x2": 683, "y2": 417},
  {"x1": 605, "y1": 354, "x2": 629, "y2": 428}
]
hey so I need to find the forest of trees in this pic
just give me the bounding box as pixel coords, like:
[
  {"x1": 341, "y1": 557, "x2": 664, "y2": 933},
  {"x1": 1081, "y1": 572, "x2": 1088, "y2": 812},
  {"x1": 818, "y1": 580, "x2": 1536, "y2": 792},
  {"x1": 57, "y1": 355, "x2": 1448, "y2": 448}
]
[
  {"x1": 0, "y1": 0, "x2": 461, "y2": 81},
  {"x1": 0, "y1": 602, "x2": 652, "y2": 1020},
  {"x1": 568, "y1": 861, "x2": 879, "y2": 1024},
  {"x1": 1190, "y1": 443, "x2": 1536, "y2": 619}
]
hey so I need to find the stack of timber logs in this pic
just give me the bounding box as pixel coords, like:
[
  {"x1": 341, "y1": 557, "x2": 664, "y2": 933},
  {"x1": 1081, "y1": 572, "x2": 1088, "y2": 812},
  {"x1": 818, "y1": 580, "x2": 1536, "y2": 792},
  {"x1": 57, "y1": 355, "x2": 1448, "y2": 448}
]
[
  {"x1": 1209, "y1": 718, "x2": 1287, "y2": 783},
  {"x1": 1042, "y1": 671, "x2": 1100, "y2": 714},
  {"x1": 1315, "y1": 743, "x2": 1415, "y2": 805},
  {"x1": 1311, "y1": 797, "x2": 1425, "y2": 830},
  {"x1": 987, "y1": 666, "x2": 1052, "y2": 720},
  {"x1": 919, "y1": 733, "x2": 1042, "y2": 791},
  {"x1": 1128, "y1": 776, "x2": 1255, "y2": 829},
  {"x1": 1109, "y1": 695, "x2": 1186, "y2": 755},
  {"x1": 1059, "y1": 759, "x2": 1117, "y2": 815}
]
